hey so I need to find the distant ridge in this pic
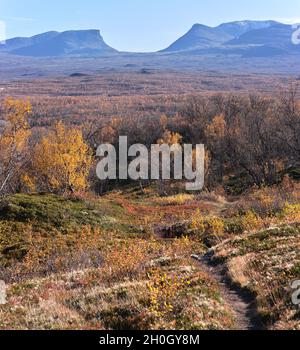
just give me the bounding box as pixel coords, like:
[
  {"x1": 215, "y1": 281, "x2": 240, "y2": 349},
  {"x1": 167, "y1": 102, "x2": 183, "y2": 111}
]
[
  {"x1": 161, "y1": 20, "x2": 298, "y2": 57},
  {"x1": 0, "y1": 20, "x2": 299, "y2": 58},
  {"x1": 216, "y1": 20, "x2": 278, "y2": 37},
  {"x1": 0, "y1": 29, "x2": 117, "y2": 57}
]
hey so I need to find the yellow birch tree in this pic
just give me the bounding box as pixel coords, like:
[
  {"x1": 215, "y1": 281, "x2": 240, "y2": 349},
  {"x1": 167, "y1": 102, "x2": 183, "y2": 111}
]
[
  {"x1": 0, "y1": 97, "x2": 31, "y2": 194},
  {"x1": 33, "y1": 121, "x2": 92, "y2": 193}
]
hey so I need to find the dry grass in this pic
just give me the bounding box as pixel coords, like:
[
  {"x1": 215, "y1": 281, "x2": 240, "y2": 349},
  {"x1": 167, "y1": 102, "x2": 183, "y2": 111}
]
[
  {"x1": 0, "y1": 235, "x2": 235, "y2": 330},
  {"x1": 153, "y1": 194, "x2": 196, "y2": 206},
  {"x1": 227, "y1": 254, "x2": 255, "y2": 289},
  {"x1": 0, "y1": 183, "x2": 299, "y2": 330},
  {"x1": 212, "y1": 224, "x2": 300, "y2": 329}
]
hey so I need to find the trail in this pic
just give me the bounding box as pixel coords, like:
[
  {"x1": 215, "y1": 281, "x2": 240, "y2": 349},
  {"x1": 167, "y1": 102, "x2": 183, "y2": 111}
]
[
  {"x1": 192, "y1": 253, "x2": 263, "y2": 330},
  {"x1": 193, "y1": 200, "x2": 263, "y2": 330},
  {"x1": 156, "y1": 197, "x2": 263, "y2": 330}
]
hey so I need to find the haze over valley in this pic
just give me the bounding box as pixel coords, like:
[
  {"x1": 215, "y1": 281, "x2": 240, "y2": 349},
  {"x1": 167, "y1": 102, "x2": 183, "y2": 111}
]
[{"x1": 1, "y1": 20, "x2": 300, "y2": 79}]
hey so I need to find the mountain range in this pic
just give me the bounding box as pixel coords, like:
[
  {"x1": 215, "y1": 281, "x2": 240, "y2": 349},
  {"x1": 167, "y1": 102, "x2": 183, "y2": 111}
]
[
  {"x1": 0, "y1": 29, "x2": 117, "y2": 57},
  {"x1": 0, "y1": 20, "x2": 298, "y2": 58},
  {"x1": 162, "y1": 21, "x2": 298, "y2": 57}
]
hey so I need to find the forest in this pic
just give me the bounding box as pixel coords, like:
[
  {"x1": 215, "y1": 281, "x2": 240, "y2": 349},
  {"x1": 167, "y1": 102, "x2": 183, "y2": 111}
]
[{"x1": 1, "y1": 82, "x2": 300, "y2": 196}]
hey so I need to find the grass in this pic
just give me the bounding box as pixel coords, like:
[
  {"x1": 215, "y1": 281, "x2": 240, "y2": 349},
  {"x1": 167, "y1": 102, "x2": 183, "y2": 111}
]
[
  {"x1": 211, "y1": 224, "x2": 300, "y2": 329},
  {"x1": 0, "y1": 190, "x2": 235, "y2": 330},
  {"x1": 0, "y1": 235, "x2": 235, "y2": 330},
  {"x1": 0, "y1": 184, "x2": 299, "y2": 330},
  {"x1": 152, "y1": 194, "x2": 196, "y2": 206},
  {"x1": 0, "y1": 194, "x2": 124, "y2": 231}
]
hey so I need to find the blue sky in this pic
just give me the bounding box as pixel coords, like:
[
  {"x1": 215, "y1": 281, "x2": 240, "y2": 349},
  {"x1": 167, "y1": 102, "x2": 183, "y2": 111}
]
[{"x1": 1, "y1": 0, "x2": 300, "y2": 52}]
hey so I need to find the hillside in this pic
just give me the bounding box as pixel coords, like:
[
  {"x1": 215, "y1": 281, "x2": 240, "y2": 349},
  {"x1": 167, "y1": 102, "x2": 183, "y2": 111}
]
[
  {"x1": 162, "y1": 21, "x2": 297, "y2": 57},
  {"x1": 0, "y1": 30, "x2": 117, "y2": 57},
  {"x1": 0, "y1": 183, "x2": 299, "y2": 330},
  {"x1": 162, "y1": 20, "x2": 278, "y2": 52},
  {"x1": 161, "y1": 24, "x2": 233, "y2": 52}
]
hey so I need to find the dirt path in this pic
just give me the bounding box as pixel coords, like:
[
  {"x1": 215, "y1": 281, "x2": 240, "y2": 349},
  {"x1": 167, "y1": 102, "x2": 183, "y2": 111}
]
[
  {"x1": 154, "y1": 197, "x2": 263, "y2": 330},
  {"x1": 191, "y1": 199, "x2": 264, "y2": 330},
  {"x1": 192, "y1": 253, "x2": 263, "y2": 330}
]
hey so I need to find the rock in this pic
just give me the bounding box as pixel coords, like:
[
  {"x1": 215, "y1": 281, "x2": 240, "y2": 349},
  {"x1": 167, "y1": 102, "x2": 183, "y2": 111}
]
[{"x1": 154, "y1": 222, "x2": 190, "y2": 238}]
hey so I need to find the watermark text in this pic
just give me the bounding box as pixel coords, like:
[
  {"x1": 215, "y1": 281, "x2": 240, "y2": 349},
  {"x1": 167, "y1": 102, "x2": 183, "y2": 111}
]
[
  {"x1": 292, "y1": 23, "x2": 300, "y2": 45},
  {"x1": 0, "y1": 280, "x2": 6, "y2": 305},
  {"x1": 96, "y1": 137, "x2": 205, "y2": 191},
  {"x1": 291, "y1": 280, "x2": 300, "y2": 306},
  {"x1": 0, "y1": 20, "x2": 6, "y2": 45}
]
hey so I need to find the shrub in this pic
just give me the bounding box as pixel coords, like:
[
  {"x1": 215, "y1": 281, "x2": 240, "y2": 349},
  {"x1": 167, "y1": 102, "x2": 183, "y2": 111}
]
[
  {"x1": 240, "y1": 210, "x2": 262, "y2": 232},
  {"x1": 146, "y1": 269, "x2": 190, "y2": 318},
  {"x1": 190, "y1": 210, "x2": 225, "y2": 246},
  {"x1": 237, "y1": 180, "x2": 300, "y2": 218},
  {"x1": 101, "y1": 241, "x2": 151, "y2": 282},
  {"x1": 280, "y1": 203, "x2": 300, "y2": 221},
  {"x1": 191, "y1": 210, "x2": 225, "y2": 238}
]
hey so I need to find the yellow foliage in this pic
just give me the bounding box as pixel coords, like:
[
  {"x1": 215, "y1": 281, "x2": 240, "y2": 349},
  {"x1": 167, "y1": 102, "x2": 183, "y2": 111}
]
[
  {"x1": 147, "y1": 269, "x2": 190, "y2": 318},
  {"x1": 157, "y1": 129, "x2": 182, "y2": 146},
  {"x1": 99, "y1": 118, "x2": 120, "y2": 143},
  {"x1": 0, "y1": 97, "x2": 31, "y2": 192},
  {"x1": 281, "y1": 203, "x2": 300, "y2": 221},
  {"x1": 0, "y1": 97, "x2": 31, "y2": 155},
  {"x1": 240, "y1": 210, "x2": 261, "y2": 231},
  {"x1": 160, "y1": 115, "x2": 168, "y2": 130},
  {"x1": 21, "y1": 225, "x2": 104, "y2": 274},
  {"x1": 154, "y1": 194, "x2": 195, "y2": 206},
  {"x1": 191, "y1": 210, "x2": 206, "y2": 234},
  {"x1": 102, "y1": 241, "x2": 151, "y2": 281},
  {"x1": 33, "y1": 121, "x2": 92, "y2": 193},
  {"x1": 2, "y1": 96, "x2": 31, "y2": 129},
  {"x1": 205, "y1": 114, "x2": 226, "y2": 139},
  {"x1": 191, "y1": 210, "x2": 225, "y2": 237},
  {"x1": 206, "y1": 217, "x2": 225, "y2": 236},
  {"x1": 21, "y1": 173, "x2": 36, "y2": 193}
]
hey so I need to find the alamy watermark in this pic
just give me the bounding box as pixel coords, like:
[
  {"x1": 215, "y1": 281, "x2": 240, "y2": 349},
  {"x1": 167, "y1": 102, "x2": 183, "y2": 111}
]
[
  {"x1": 0, "y1": 280, "x2": 6, "y2": 305},
  {"x1": 291, "y1": 280, "x2": 300, "y2": 306},
  {"x1": 0, "y1": 20, "x2": 6, "y2": 45},
  {"x1": 292, "y1": 23, "x2": 300, "y2": 45},
  {"x1": 96, "y1": 137, "x2": 205, "y2": 191}
]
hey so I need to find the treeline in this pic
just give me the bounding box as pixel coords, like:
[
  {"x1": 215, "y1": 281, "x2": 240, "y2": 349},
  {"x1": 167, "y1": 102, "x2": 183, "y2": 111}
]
[{"x1": 0, "y1": 85, "x2": 299, "y2": 196}]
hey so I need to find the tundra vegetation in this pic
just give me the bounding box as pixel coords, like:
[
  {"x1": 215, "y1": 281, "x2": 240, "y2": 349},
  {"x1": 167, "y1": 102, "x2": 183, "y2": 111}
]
[{"x1": 0, "y1": 76, "x2": 299, "y2": 330}]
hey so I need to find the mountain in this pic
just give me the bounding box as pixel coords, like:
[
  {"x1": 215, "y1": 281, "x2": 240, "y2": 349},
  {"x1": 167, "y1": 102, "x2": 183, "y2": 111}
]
[
  {"x1": 161, "y1": 24, "x2": 233, "y2": 52},
  {"x1": 0, "y1": 21, "x2": 298, "y2": 59},
  {"x1": 216, "y1": 20, "x2": 278, "y2": 37},
  {"x1": 0, "y1": 31, "x2": 59, "y2": 52},
  {"x1": 227, "y1": 23, "x2": 294, "y2": 49},
  {"x1": 0, "y1": 30, "x2": 117, "y2": 57},
  {"x1": 161, "y1": 20, "x2": 297, "y2": 57}
]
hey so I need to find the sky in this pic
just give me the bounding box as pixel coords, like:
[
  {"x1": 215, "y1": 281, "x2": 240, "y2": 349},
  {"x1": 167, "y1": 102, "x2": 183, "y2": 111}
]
[{"x1": 1, "y1": 0, "x2": 300, "y2": 52}]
